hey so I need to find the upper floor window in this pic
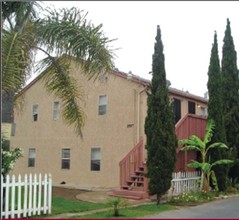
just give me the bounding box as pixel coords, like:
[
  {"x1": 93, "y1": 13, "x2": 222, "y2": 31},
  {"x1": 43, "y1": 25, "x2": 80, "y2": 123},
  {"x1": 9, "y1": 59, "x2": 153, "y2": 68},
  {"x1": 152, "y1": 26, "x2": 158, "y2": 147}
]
[
  {"x1": 173, "y1": 98, "x2": 181, "y2": 124},
  {"x1": 188, "y1": 101, "x2": 195, "y2": 114},
  {"x1": 91, "y1": 148, "x2": 101, "y2": 171},
  {"x1": 98, "y1": 95, "x2": 107, "y2": 115},
  {"x1": 200, "y1": 106, "x2": 208, "y2": 116},
  {"x1": 28, "y1": 148, "x2": 36, "y2": 167},
  {"x1": 62, "y1": 148, "x2": 70, "y2": 169},
  {"x1": 32, "y1": 104, "x2": 38, "y2": 121},
  {"x1": 53, "y1": 101, "x2": 60, "y2": 120}
]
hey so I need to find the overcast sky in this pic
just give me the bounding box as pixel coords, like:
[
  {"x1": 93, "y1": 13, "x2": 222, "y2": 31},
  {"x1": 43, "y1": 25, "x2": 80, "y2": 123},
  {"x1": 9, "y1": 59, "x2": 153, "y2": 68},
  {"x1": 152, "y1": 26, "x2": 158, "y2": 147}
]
[{"x1": 42, "y1": 1, "x2": 239, "y2": 97}]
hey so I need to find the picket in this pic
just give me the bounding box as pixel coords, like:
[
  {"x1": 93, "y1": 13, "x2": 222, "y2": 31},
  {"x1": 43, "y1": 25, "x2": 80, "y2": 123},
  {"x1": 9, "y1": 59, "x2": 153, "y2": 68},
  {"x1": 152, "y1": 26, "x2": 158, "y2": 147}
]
[
  {"x1": 169, "y1": 171, "x2": 201, "y2": 196},
  {"x1": 1, "y1": 173, "x2": 52, "y2": 219}
]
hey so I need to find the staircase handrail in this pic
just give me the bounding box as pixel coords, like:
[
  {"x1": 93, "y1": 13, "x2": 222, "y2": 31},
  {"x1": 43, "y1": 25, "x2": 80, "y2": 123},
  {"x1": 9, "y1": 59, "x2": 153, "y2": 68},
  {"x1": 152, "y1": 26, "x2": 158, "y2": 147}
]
[{"x1": 119, "y1": 137, "x2": 144, "y2": 188}]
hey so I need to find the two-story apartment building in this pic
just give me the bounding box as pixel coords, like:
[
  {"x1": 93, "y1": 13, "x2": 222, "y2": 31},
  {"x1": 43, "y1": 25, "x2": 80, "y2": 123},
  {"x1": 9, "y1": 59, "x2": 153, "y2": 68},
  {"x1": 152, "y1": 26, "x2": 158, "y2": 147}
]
[{"x1": 9, "y1": 59, "x2": 208, "y2": 193}]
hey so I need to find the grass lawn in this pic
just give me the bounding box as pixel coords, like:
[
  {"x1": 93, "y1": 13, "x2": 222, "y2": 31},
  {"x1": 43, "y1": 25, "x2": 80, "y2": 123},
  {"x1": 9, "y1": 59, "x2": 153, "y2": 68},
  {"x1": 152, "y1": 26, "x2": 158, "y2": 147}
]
[
  {"x1": 73, "y1": 203, "x2": 176, "y2": 218},
  {"x1": 51, "y1": 197, "x2": 111, "y2": 215}
]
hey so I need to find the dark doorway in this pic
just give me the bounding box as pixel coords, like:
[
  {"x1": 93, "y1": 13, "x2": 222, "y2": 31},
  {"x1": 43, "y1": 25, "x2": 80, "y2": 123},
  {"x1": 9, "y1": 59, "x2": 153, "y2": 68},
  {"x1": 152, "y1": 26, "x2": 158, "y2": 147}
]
[
  {"x1": 188, "y1": 101, "x2": 195, "y2": 114},
  {"x1": 173, "y1": 98, "x2": 181, "y2": 124}
]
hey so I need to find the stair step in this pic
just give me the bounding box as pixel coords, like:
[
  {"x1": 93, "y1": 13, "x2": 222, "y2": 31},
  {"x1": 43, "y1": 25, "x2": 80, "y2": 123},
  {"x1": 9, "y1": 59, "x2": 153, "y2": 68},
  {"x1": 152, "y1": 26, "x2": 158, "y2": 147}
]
[
  {"x1": 131, "y1": 175, "x2": 144, "y2": 179},
  {"x1": 112, "y1": 189, "x2": 149, "y2": 200},
  {"x1": 109, "y1": 193, "x2": 142, "y2": 200},
  {"x1": 127, "y1": 180, "x2": 144, "y2": 183},
  {"x1": 122, "y1": 185, "x2": 144, "y2": 190},
  {"x1": 135, "y1": 170, "x2": 145, "y2": 175}
]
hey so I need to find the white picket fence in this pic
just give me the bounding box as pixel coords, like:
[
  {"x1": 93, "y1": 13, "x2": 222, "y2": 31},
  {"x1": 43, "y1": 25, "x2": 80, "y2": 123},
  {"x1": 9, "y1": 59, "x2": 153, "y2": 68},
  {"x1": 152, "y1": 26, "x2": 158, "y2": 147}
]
[
  {"x1": 1, "y1": 173, "x2": 52, "y2": 219},
  {"x1": 168, "y1": 171, "x2": 201, "y2": 196}
]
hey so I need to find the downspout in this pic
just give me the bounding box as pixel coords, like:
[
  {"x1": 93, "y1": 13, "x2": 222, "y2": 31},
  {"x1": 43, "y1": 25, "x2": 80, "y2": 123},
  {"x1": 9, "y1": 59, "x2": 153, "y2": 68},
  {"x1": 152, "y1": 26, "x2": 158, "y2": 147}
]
[{"x1": 137, "y1": 87, "x2": 147, "y2": 143}]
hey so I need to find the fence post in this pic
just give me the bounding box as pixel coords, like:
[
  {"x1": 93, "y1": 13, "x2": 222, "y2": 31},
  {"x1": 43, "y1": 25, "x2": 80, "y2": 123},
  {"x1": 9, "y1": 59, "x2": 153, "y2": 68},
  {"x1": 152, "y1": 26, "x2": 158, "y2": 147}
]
[
  {"x1": 43, "y1": 174, "x2": 47, "y2": 214},
  {"x1": 17, "y1": 174, "x2": 22, "y2": 218},
  {"x1": 28, "y1": 173, "x2": 33, "y2": 216},
  {"x1": 37, "y1": 173, "x2": 42, "y2": 215},
  {"x1": 48, "y1": 174, "x2": 52, "y2": 214},
  {"x1": 11, "y1": 175, "x2": 16, "y2": 218},
  {"x1": 1, "y1": 175, "x2": 3, "y2": 218},
  {"x1": 5, "y1": 175, "x2": 10, "y2": 218},
  {"x1": 23, "y1": 174, "x2": 28, "y2": 217},
  {"x1": 33, "y1": 174, "x2": 37, "y2": 215}
]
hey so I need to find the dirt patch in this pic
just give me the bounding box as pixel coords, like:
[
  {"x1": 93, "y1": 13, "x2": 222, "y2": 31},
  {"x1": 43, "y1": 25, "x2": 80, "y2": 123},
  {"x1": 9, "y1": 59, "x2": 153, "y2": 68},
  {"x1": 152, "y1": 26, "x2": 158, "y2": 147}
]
[{"x1": 52, "y1": 186, "x2": 88, "y2": 201}]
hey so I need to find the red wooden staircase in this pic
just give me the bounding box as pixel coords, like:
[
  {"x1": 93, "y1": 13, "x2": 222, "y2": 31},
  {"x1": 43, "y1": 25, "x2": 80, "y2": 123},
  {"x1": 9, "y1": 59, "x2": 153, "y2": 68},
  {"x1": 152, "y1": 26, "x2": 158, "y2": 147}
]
[
  {"x1": 112, "y1": 138, "x2": 149, "y2": 200},
  {"x1": 112, "y1": 114, "x2": 207, "y2": 200}
]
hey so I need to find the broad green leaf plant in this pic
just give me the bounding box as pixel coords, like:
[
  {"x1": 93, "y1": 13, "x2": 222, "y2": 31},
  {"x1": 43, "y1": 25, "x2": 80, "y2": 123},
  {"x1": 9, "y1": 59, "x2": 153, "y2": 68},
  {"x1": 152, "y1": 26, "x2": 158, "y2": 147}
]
[
  {"x1": 1, "y1": 137, "x2": 23, "y2": 178},
  {"x1": 179, "y1": 119, "x2": 234, "y2": 193}
]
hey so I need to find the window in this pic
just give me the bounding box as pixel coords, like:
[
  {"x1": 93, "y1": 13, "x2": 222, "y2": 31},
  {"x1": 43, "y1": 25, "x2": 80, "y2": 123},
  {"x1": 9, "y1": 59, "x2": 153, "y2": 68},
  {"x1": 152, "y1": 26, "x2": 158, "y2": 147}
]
[
  {"x1": 188, "y1": 101, "x2": 195, "y2": 114},
  {"x1": 62, "y1": 148, "x2": 70, "y2": 169},
  {"x1": 28, "y1": 148, "x2": 36, "y2": 167},
  {"x1": 98, "y1": 95, "x2": 107, "y2": 115},
  {"x1": 200, "y1": 107, "x2": 208, "y2": 116},
  {"x1": 173, "y1": 98, "x2": 181, "y2": 124},
  {"x1": 32, "y1": 104, "x2": 38, "y2": 121},
  {"x1": 53, "y1": 101, "x2": 60, "y2": 120},
  {"x1": 91, "y1": 148, "x2": 101, "y2": 171}
]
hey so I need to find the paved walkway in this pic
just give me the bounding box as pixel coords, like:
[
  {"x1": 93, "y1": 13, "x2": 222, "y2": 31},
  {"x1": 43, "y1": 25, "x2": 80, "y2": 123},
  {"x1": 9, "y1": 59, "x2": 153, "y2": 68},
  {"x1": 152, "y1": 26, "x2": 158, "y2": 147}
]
[
  {"x1": 46, "y1": 190, "x2": 239, "y2": 219},
  {"x1": 148, "y1": 195, "x2": 239, "y2": 219},
  {"x1": 46, "y1": 190, "x2": 153, "y2": 219}
]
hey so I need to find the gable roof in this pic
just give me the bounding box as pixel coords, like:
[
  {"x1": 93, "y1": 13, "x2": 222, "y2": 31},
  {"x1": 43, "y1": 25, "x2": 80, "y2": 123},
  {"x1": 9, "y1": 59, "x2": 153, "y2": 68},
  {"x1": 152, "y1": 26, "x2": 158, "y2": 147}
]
[
  {"x1": 113, "y1": 70, "x2": 208, "y2": 104},
  {"x1": 16, "y1": 63, "x2": 208, "y2": 104}
]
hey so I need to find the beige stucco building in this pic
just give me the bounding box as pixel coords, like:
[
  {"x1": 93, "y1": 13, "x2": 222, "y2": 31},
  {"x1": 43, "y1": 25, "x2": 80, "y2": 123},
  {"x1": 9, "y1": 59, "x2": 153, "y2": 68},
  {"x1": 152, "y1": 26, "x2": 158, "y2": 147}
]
[{"x1": 10, "y1": 60, "x2": 208, "y2": 190}]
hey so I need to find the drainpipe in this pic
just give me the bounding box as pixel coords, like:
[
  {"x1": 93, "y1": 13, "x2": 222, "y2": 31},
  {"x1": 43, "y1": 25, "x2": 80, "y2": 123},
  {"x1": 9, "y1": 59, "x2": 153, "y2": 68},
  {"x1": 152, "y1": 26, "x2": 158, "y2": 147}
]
[{"x1": 137, "y1": 87, "x2": 147, "y2": 143}]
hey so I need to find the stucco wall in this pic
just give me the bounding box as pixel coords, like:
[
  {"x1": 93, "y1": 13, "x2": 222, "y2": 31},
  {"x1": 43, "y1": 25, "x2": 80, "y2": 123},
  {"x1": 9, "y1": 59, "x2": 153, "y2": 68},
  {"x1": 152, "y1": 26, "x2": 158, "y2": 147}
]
[{"x1": 10, "y1": 61, "x2": 208, "y2": 189}]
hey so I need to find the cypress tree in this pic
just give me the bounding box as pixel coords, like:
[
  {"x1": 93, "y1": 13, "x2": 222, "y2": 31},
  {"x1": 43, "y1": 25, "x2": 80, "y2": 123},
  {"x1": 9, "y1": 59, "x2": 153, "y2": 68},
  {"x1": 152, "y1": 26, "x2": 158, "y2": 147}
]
[
  {"x1": 145, "y1": 25, "x2": 177, "y2": 205},
  {"x1": 221, "y1": 19, "x2": 239, "y2": 180},
  {"x1": 207, "y1": 32, "x2": 228, "y2": 191}
]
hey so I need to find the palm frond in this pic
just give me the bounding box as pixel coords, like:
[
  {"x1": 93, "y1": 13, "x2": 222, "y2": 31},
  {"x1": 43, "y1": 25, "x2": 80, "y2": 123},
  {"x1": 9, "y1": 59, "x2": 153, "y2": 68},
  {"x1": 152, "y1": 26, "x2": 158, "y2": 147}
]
[
  {"x1": 179, "y1": 135, "x2": 204, "y2": 152},
  {"x1": 35, "y1": 7, "x2": 115, "y2": 79},
  {"x1": 186, "y1": 160, "x2": 202, "y2": 169},
  {"x1": 190, "y1": 135, "x2": 205, "y2": 148},
  {"x1": 178, "y1": 139, "x2": 195, "y2": 146},
  {"x1": 210, "y1": 170, "x2": 219, "y2": 191},
  {"x1": 212, "y1": 159, "x2": 234, "y2": 167},
  {"x1": 203, "y1": 119, "x2": 216, "y2": 144},
  {"x1": 201, "y1": 163, "x2": 212, "y2": 172},
  {"x1": 39, "y1": 54, "x2": 85, "y2": 136},
  {"x1": 180, "y1": 145, "x2": 201, "y2": 152},
  {"x1": 2, "y1": 28, "x2": 34, "y2": 95},
  {"x1": 3, "y1": 1, "x2": 42, "y2": 32},
  {"x1": 206, "y1": 142, "x2": 228, "y2": 154}
]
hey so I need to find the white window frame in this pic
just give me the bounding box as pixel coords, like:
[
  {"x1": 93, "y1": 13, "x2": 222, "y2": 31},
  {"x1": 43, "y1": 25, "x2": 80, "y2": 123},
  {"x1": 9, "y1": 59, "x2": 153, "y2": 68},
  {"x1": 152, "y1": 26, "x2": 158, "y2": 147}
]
[
  {"x1": 91, "y1": 148, "x2": 101, "y2": 171},
  {"x1": 53, "y1": 101, "x2": 60, "y2": 120},
  {"x1": 61, "y1": 148, "x2": 71, "y2": 169},
  {"x1": 28, "y1": 148, "x2": 36, "y2": 167},
  {"x1": 98, "y1": 95, "x2": 107, "y2": 115},
  {"x1": 32, "y1": 104, "x2": 38, "y2": 121}
]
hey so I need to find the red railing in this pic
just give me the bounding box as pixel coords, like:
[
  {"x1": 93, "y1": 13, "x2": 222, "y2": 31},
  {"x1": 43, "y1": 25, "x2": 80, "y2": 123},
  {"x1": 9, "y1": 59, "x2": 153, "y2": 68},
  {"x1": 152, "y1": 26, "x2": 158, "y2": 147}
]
[
  {"x1": 176, "y1": 114, "x2": 207, "y2": 153},
  {"x1": 118, "y1": 114, "x2": 207, "y2": 190},
  {"x1": 119, "y1": 138, "x2": 144, "y2": 189}
]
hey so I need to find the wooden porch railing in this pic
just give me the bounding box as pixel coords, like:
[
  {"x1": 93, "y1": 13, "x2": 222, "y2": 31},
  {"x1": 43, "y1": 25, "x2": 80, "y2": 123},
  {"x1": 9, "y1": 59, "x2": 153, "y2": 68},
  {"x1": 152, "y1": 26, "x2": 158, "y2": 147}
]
[
  {"x1": 118, "y1": 114, "x2": 207, "y2": 193},
  {"x1": 119, "y1": 138, "x2": 144, "y2": 189},
  {"x1": 176, "y1": 113, "x2": 207, "y2": 153}
]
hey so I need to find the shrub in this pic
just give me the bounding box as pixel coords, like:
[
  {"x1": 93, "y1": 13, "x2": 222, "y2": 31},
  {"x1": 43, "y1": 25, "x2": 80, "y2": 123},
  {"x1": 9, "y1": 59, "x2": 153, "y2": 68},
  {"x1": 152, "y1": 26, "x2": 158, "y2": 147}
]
[{"x1": 168, "y1": 190, "x2": 217, "y2": 205}]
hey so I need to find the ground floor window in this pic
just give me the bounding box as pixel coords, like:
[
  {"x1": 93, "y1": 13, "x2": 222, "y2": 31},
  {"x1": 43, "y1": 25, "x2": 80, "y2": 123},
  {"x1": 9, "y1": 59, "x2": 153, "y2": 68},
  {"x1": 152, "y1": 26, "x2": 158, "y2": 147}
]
[
  {"x1": 62, "y1": 148, "x2": 71, "y2": 169},
  {"x1": 91, "y1": 148, "x2": 101, "y2": 171},
  {"x1": 28, "y1": 148, "x2": 36, "y2": 167}
]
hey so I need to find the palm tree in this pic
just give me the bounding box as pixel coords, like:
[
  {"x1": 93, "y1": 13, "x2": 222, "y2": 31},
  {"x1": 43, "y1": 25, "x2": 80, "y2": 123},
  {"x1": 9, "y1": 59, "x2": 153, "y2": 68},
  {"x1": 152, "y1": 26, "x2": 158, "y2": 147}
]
[
  {"x1": 2, "y1": 1, "x2": 115, "y2": 136},
  {"x1": 179, "y1": 119, "x2": 233, "y2": 193}
]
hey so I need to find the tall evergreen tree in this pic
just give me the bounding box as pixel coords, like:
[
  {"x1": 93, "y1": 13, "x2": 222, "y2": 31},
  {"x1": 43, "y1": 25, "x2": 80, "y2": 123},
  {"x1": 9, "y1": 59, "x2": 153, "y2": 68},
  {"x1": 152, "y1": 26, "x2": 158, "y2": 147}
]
[
  {"x1": 221, "y1": 19, "x2": 239, "y2": 180},
  {"x1": 207, "y1": 32, "x2": 228, "y2": 191},
  {"x1": 145, "y1": 25, "x2": 177, "y2": 205}
]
